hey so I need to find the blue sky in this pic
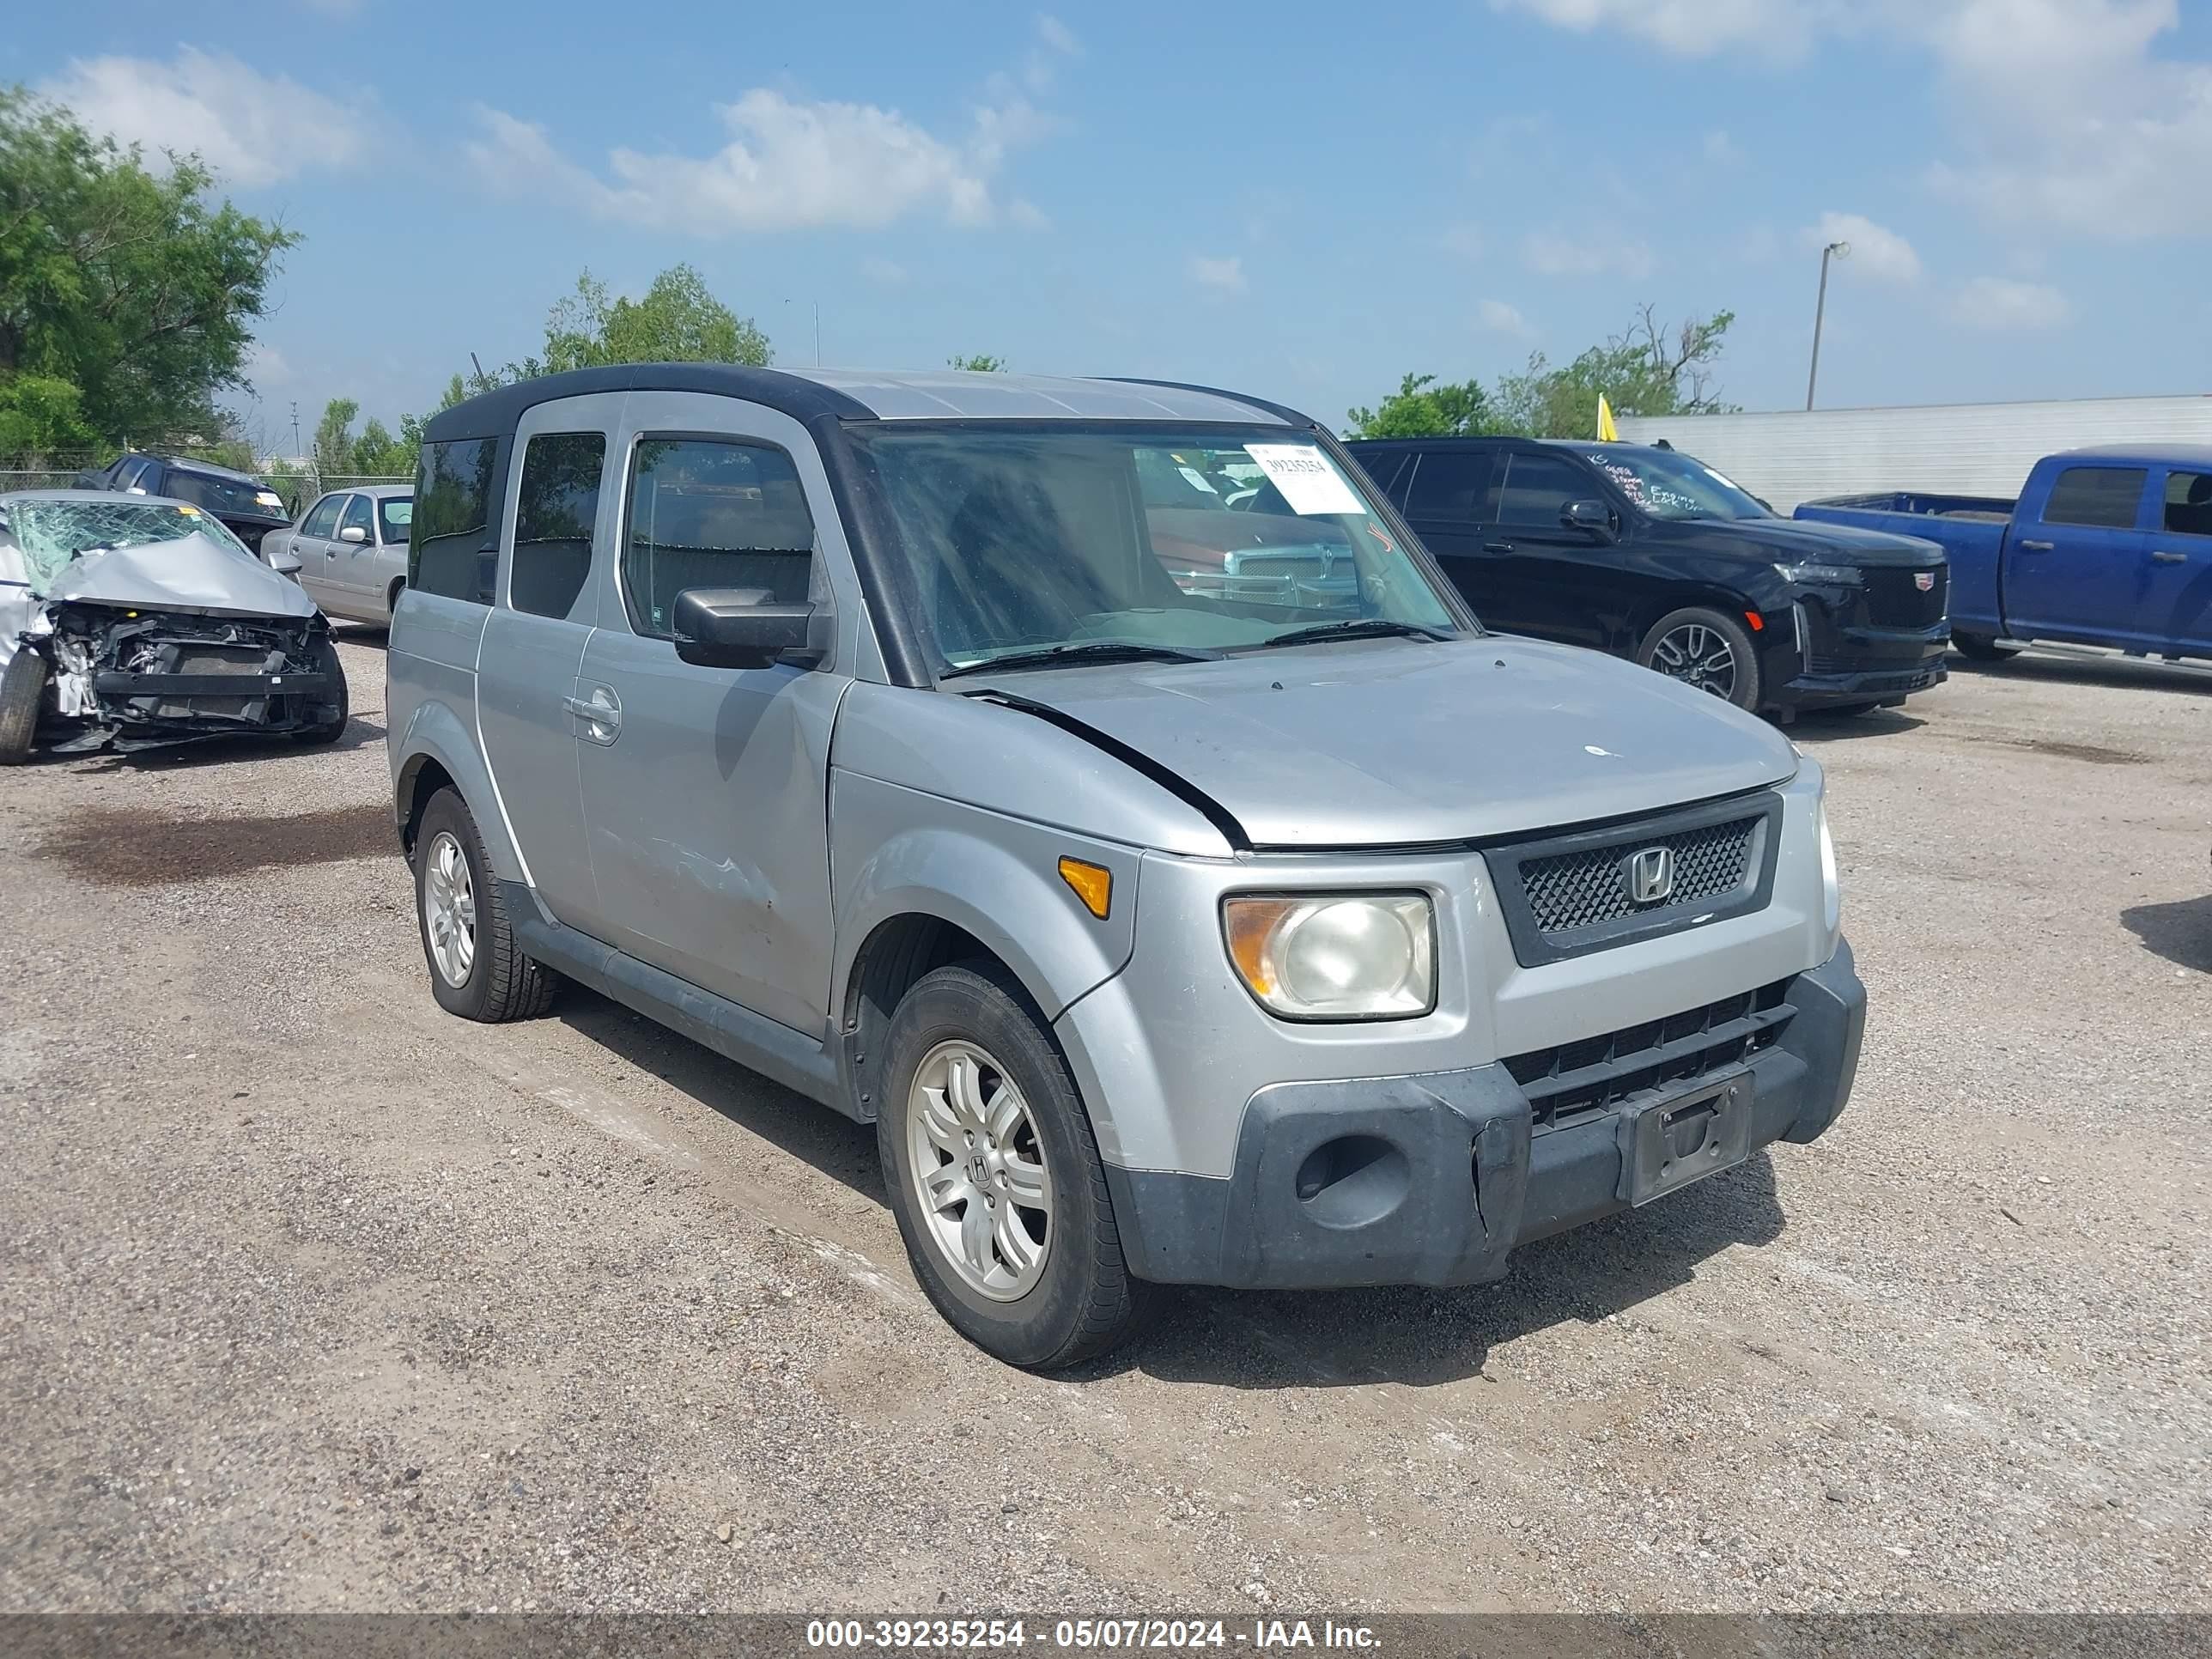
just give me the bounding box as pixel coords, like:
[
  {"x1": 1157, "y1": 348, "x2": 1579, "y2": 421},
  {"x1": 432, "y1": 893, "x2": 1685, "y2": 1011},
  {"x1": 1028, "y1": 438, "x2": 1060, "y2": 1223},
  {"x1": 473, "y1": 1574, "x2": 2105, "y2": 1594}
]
[{"x1": 7, "y1": 0, "x2": 2209, "y2": 448}]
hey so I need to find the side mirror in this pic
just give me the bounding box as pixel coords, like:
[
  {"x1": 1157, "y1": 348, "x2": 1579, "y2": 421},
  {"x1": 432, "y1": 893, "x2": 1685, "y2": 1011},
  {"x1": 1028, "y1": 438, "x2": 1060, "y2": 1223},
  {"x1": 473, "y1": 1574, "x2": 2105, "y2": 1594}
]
[
  {"x1": 1561, "y1": 499, "x2": 1615, "y2": 539},
  {"x1": 337, "y1": 525, "x2": 368, "y2": 544},
  {"x1": 672, "y1": 586, "x2": 823, "y2": 671}
]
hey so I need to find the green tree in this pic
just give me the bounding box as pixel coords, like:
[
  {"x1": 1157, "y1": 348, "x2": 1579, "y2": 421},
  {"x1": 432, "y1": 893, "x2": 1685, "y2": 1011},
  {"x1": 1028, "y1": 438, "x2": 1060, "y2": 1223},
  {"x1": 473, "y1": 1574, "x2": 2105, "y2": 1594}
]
[
  {"x1": 0, "y1": 372, "x2": 95, "y2": 453},
  {"x1": 1491, "y1": 306, "x2": 1738, "y2": 438},
  {"x1": 312, "y1": 397, "x2": 360, "y2": 474},
  {"x1": 1344, "y1": 373, "x2": 1492, "y2": 439},
  {"x1": 947, "y1": 353, "x2": 1007, "y2": 372},
  {"x1": 0, "y1": 87, "x2": 299, "y2": 447},
  {"x1": 515, "y1": 264, "x2": 770, "y2": 379},
  {"x1": 351, "y1": 417, "x2": 413, "y2": 477}
]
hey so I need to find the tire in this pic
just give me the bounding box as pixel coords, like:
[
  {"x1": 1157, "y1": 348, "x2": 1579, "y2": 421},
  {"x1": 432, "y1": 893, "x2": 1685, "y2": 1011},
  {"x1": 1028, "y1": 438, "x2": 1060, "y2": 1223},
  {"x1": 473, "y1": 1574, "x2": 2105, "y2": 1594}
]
[
  {"x1": 877, "y1": 961, "x2": 1147, "y2": 1370},
  {"x1": 385, "y1": 578, "x2": 406, "y2": 622},
  {"x1": 413, "y1": 787, "x2": 559, "y2": 1022},
  {"x1": 291, "y1": 637, "x2": 349, "y2": 744},
  {"x1": 0, "y1": 649, "x2": 46, "y2": 764},
  {"x1": 1636, "y1": 606, "x2": 1762, "y2": 711},
  {"x1": 1952, "y1": 631, "x2": 2022, "y2": 662}
]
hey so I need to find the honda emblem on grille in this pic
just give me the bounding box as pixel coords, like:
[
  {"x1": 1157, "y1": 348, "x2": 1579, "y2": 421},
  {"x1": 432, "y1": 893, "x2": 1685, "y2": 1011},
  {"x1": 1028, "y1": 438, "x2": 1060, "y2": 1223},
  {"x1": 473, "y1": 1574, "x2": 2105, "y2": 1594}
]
[
  {"x1": 1626, "y1": 847, "x2": 1675, "y2": 905},
  {"x1": 1915, "y1": 571, "x2": 1935, "y2": 592}
]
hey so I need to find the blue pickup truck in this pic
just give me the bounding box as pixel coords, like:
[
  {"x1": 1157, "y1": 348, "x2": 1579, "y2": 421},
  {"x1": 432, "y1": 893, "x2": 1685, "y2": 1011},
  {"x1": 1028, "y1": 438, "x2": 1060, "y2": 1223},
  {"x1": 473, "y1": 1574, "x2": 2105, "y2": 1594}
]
[{"x1": 1796, "y1": 445, "x2": 2212, "y2": 664}]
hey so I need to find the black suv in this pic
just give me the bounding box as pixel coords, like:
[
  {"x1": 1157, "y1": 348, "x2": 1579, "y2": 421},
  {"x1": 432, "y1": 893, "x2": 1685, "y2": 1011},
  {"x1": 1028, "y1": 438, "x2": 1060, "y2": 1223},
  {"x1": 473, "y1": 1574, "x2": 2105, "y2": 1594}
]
[
  {"x1": 75, "y1": 453, "x2": 294, "y2": 556},
  {"x1": 1346, "y1": 437, "x2": 1951, "y2": 720}
]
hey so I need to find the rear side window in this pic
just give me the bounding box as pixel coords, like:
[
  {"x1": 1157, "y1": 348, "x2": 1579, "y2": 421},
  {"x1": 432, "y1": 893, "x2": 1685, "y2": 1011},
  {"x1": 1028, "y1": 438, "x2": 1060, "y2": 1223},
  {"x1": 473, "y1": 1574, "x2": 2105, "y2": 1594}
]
[
  {"x1": 2043, "y1": 466, "x2": 2146, "y2": 530},
  {"x1": 411, "y1": 437, "x2": 501, "y2": 603},
  {"x1": 301, "y1": 495, "x2": 344, "y2": 538},
  {"x1": 1497, "y1": 452, "x2": 1594, "y2": 526},
  {"x1": 1352, "y1": 450, "x2": 1407, "y2": 502},
  {"x1": 1405, "y1": 450, "x2": 1498, "y2": 520},
  {"x1": 510, "y1": 433, "x2": 605, "y2": 620},
  {"x1": 167, "y1": 470, "x2": 272, "y2": 516},
  {"x1": 622, "y1": 438, "x2": 815, "y2": 639},
  {"x1": 2162, "y1": 470, "x2": 2212, "y2": 538}
]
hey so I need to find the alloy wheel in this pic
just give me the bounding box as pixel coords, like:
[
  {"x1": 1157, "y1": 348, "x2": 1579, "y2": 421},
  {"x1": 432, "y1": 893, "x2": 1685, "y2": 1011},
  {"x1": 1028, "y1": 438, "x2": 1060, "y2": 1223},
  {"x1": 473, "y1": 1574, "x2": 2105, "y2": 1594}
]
[
  {"x1": 423, "y1": 830, "x2": 477, "y2": 987},
  {"x1": 906, "y1": 1039, "x2": 1054, "y2": 1302},
  {"x1": 1652, "y1": 623, "x2": 1740, "y2": 700}
]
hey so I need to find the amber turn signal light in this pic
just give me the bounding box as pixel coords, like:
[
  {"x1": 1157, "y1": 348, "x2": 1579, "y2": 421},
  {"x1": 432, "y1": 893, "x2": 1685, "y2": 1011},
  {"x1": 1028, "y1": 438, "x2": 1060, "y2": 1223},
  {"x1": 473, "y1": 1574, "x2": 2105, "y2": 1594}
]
[{"x1": 1058, "y1": 857, "x2": 1112, "y2": 920}]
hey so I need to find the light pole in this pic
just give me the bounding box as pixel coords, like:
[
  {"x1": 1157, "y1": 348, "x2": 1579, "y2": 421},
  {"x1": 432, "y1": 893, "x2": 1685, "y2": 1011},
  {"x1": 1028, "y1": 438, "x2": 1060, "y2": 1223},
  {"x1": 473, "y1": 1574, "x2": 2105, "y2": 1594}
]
[{"x1": 1806, "y1": 240, "x2": 1850, "y2": 411}]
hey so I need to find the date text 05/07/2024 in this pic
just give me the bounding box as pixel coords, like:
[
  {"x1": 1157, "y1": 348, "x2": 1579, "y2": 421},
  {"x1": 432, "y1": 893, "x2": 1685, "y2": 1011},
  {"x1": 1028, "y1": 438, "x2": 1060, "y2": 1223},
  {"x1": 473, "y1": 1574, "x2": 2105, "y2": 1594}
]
[{"x1": 803, "y1": 1618, "x2": 1382, "y2": 1650}]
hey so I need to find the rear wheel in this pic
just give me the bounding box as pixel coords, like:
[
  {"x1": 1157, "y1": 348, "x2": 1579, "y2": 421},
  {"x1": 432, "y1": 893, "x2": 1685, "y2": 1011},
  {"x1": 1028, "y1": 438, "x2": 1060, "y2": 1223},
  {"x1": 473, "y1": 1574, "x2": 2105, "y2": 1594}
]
[
  {"x1": 1952, "y1": 631, "x2": 2022, "y2": 662},
  {"x1": 413, "y1": 787, "x2": 559, "y2": 1022},
  {"x1": 0, "y1": 649, "x2": 47, "y2": 764},
  {"x1": 385, "y1": 577, "x2": 406, "y2": 620},
  {"x1": 1636, "y1": 607, "x2": 1761, "y2": 712},
  {"x1": 878, "y1": 962, "x2": 1147, "y2": 1370},
  {"x1": 291, "y1": 637, "x2": 349, "y2": 744}
]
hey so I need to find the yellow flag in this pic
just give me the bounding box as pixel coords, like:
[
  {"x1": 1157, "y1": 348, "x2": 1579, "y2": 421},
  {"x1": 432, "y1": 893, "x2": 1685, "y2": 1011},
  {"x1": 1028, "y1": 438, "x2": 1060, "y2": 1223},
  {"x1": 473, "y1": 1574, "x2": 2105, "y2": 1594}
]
[{"x1": 1597, "y1": 393, "x2": 1620, "y2": 442}]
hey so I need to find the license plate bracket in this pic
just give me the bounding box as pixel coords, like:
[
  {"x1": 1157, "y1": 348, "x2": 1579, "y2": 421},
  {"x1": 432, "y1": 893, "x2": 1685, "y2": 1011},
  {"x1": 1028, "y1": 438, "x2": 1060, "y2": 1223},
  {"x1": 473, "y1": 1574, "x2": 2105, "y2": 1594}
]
[{"x1": 1615, "y1": 1068, "x2": 1753, "y2": 1206}]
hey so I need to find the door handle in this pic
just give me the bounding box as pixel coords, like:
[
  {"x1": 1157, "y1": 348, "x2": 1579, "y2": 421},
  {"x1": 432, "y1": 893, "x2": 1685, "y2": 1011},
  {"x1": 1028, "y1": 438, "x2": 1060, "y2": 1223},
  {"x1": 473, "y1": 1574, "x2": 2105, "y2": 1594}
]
[
  {"x1": 2151, "y1": 550, "x2": 2188, "y2": 564},
  {"x1": 2015, "y1": 539, "x2": 2055, "y2": 552},
  {"x1": 562, "y1": 692, "x2": 620, "y2": 725},
  {"x1": 1482, "y1": 540, "x2": 1516, "y2": 553}
]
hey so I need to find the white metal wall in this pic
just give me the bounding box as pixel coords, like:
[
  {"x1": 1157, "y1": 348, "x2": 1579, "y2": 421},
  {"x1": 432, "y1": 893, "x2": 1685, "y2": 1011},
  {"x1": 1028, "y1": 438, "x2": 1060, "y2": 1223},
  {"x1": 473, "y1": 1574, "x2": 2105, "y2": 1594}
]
[{"x1": 1614, "y1": 396, "x2": 2212, "y2": 514}]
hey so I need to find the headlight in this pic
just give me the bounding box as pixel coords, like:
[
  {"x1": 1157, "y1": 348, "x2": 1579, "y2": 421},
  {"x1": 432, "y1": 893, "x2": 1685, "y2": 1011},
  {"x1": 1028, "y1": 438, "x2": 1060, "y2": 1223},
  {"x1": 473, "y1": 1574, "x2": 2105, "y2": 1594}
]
[
  {"x1": 1817, "y1": 798, "x2": 1842, "y2": 952},
  {"x1": 1775, "y1": 561, "x2": 1863, "y2": 586},
  {"x1": 1223, "y1": 893, "x2": 1435, "y2": 1021}
]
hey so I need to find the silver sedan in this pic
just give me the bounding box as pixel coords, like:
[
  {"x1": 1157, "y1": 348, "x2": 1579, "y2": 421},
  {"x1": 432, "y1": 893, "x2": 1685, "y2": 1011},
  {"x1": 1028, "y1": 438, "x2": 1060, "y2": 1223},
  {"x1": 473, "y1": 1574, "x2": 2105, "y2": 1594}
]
[{"x1": 264, "y1": 484, "x2": 413, "y2": 625}]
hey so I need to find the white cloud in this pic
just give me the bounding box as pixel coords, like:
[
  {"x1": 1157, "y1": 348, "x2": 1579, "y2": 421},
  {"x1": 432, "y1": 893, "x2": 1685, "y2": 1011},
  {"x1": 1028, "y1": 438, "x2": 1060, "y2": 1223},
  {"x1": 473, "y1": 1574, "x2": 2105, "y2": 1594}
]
[
  {"x1": 39, "y1": 48, "x2": 368, "y2": 186},
  {"x1": 1491, "y1": 0, "x2": 1826, "y2": 59},
  {"x1": 1023, "y1": 15, "x2": 1082, "y2": 94},
  {"x1": 1501, "y1": 0, "x2": 2212, "y2": 240},
  {"x1": 1521, "y1": 230, "x2": 1653, "y2": 279},
  {"x1": 1803, "y1": 212, "x2": 1922, "y2": 283},
  {"x1": 243, "y1": 343, "x2": 292, "y2": 388},
  {"x1": 861, "y1": 257, "x2": 908, "y2": 286},
  {"x1": 1189, "y1": 254, "x2": 1246, "y2": 294},
  {"x1": 470, "y1": 88, "x2": 1024, "y2": 232},
  {"x1": 1036, "y1": 15, "x2": 1081, "y2": 57},
  {"x1": 1952, "y1": 275, "x2": 2069, "y2": 331},
  {"x1": 1476, "y1": 299, "x2": 1533, "y2": 337},
  {"x1": 1703, "y1": 129, "x2": 1743, "y2": 165}
]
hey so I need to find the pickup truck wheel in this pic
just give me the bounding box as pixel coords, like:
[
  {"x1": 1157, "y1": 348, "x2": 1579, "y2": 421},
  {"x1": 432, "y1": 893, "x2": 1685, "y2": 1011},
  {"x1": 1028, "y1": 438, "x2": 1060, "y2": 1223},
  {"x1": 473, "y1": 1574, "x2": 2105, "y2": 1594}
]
[
  {"x1": 1637, "y1": 607, "x2": 1761, "y2": 711},
  {"x1": 413, "y1": 787, "x2": 560, "y2": 1022},
  {"x1": 878, "y1": 962, "x2": 1147, "y2": 1370},
  {"x1": 1952, "y1": 631, "x2": 2022, "y2": 661},
  {"x1": 289, "y1": 638, "x2": 349, "y2": 744},
  {"x1": 0, "y1": 648, "x2": 47, "y2": 764}
]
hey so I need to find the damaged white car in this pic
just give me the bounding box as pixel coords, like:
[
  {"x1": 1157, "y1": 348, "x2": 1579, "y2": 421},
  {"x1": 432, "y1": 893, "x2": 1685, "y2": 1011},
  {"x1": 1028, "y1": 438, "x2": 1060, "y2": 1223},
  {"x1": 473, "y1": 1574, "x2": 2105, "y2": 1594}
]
[{"x1": 0, "y1": 491, "x2": 349, "y2": 763}]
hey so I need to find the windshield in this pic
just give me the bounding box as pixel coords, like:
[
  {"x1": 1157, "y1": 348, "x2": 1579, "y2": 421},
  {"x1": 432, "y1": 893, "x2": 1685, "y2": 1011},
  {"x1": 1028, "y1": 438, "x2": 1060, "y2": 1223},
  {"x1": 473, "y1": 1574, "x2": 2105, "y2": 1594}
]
[
  {"x1": 848, "y1": 424, "x2": 1462, "y2": 672},
  {"x1": 5, "y1": 500, "x2": 256, "y2": 590},
  {"x1": 164, "y1": 470, "x2": 287, "y2": 520},
  {"x1": 377, "y1": 495, "x2": 414, "y2": 544},
  {"x1": 1576, "y1": 447, "x2": 1771, "y2": 522}
]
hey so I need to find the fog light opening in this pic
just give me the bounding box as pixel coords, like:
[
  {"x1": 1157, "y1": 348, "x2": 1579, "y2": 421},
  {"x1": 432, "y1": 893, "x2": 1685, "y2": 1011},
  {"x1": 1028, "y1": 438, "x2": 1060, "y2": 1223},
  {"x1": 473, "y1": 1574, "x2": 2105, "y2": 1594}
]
[{"x1": 1293, "y1": 1134, "x2": 1412, "y2": 1230}]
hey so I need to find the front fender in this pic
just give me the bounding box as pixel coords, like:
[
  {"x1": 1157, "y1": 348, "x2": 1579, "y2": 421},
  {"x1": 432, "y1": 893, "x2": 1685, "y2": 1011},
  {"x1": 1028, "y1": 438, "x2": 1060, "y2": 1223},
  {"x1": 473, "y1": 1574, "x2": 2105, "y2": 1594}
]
[
  {"x1": 392, "y1": 699, "x2": 526, "y2": 883},
  {"x1": 829, "y1": 770, "x2": 1140, "y2": 1025}
]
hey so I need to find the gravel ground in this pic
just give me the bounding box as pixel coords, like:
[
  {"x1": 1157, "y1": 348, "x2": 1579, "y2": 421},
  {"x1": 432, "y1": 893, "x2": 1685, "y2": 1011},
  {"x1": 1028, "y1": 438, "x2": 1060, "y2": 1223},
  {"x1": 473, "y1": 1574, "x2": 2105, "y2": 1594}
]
[{"x1": 0, "y1": 633, "x2": 2205, "y2": 1614}]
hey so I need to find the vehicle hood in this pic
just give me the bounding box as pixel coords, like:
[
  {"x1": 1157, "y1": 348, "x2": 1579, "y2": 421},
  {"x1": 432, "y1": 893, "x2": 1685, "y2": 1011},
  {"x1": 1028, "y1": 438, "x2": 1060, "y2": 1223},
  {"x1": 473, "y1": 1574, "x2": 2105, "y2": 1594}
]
[
  {"x1": 41, "y1": 538, "x2": 319, "y2": 620},
  {"x1": 1696, "y1": 516, "x2": 1945, "y2": 566},
  {"x1": 966, "y1": 635, "x2": 1799, "y2": 848}
]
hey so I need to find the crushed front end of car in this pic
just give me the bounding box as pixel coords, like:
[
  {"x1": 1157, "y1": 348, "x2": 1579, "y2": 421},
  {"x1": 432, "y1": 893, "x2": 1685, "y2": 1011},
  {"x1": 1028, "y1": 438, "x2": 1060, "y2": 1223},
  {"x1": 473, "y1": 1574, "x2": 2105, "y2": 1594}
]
[{"x1": 40, "y1": 603, "x2": 342, "y2": 752}]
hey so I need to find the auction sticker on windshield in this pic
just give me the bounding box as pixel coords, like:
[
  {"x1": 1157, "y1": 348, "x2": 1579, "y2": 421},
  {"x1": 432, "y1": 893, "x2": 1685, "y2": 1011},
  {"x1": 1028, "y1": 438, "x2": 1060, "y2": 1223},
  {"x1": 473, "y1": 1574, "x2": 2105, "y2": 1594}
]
[{"x1": 1243, "y1": 443, "x2": 1365, "y2": 515}]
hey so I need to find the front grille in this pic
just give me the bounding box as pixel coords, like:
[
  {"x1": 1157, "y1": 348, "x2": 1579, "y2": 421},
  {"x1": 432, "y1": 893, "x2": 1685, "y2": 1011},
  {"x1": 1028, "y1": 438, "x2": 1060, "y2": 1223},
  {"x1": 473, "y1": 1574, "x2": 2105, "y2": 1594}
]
[
  {"x1": 1521, "y1": 816, "x2": 1757, "y2": 933},
  {"x1": 1863, "y1": 564, "x2": 1949, "y2": 627},
  {"x1": 1505, "y1": 979, "x2": 1795, "y2": 1129},
  {"x1": 1482, "y1": 792, "x2": 1784, "y2": 967}
]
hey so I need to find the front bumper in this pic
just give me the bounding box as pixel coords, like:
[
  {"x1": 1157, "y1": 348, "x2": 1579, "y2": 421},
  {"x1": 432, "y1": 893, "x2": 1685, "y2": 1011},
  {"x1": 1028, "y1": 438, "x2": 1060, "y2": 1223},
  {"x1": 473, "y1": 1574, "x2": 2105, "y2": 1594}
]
[
  {"x1": 1777, "y1": 609, "x2": 1950, "y2": 709},
  {"x1": 1103, "y1": 941, "x2": 1865, "y2": 1290}
]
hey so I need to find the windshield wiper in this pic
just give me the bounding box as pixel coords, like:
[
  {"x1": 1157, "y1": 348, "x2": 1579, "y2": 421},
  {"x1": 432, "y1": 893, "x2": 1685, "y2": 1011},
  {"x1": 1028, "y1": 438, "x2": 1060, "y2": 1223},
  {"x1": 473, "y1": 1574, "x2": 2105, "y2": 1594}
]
[
  {"x1": 1248, "y1": 618, "x2": 1454, "y2": 652},
  {"x1": 939, "y1": 641, "x2": 1224, "y2": 679}
]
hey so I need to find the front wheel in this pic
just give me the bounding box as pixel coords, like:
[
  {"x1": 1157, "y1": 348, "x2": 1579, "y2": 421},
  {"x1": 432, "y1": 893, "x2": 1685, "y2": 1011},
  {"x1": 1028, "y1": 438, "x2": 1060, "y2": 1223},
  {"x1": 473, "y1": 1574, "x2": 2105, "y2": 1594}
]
[
  {"x1": 0, "y1": 648, "x2": 47, "y2": 763},
  {"x1": 1636, "y1": 606, "x2": 1762, "y2": 711},
  {"x1": 1952, "y1": 631, "x2": 2022, "y2": 662},
  {"x1": 878, "y1": 962, "x2": 1147, "y2": 1370},
  {"x1": 291, "y1": 637, "x2": 349, "y2": 744}
]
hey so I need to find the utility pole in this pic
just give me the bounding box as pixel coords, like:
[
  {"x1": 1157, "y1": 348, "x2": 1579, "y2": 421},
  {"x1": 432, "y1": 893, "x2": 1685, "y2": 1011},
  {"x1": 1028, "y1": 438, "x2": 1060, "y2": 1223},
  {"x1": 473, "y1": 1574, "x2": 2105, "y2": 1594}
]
[
  {"x1": 1806, "y1": 240, "x2": 1850, "y2": 411},
  {"x1": 289, "y1": 400, "x2": 301, "y2": 461}
]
